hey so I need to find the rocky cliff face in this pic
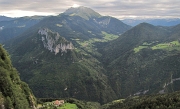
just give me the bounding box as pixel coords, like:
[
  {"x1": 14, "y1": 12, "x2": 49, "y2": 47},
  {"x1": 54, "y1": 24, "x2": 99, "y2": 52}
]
[
  {"x1": 38, "y1": 28, "x2": 74, "y2": 55},
  {"x1": 95, "y1": 17, "x2": 111, "y2": 27}
]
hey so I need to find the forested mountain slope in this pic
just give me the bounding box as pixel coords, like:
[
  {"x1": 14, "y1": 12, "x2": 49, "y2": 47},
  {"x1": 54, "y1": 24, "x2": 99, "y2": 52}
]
[
  {"x1": 4, "y1": 6, "x2": 131, "y2": 104},
  {"x1": 102, "y1": 91, "x2": 180, "y2": 109},
  {"x1": 5, "y1": 6, "x2": 180, "y2": 105},
  {"x1": 101, "y1": 23, "x2": 180, "y2": 98},
  {"x1": 0, "y1": 45, "x2": 36, "y2": 109}
]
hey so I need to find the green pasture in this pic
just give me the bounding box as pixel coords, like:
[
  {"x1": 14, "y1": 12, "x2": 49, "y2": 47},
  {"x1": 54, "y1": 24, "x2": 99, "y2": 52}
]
[
  {"x1": 58, "y1": 103, "x2": 78, "y2": 109},
  {"x1": 134, "y1": 40, "x2": 180, "y2": 53}
]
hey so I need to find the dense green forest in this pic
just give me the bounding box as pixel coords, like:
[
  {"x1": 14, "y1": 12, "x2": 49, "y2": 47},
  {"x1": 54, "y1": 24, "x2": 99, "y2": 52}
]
[
  {"x1": 101, "y1": 23, "x2": 180, "y2": 98},
  {"x1": 0, "y1": 45, "x2": 36, "y2": 109},
  {"x1": 102, "y1": 91, "x2": 180, "y2": 109}
]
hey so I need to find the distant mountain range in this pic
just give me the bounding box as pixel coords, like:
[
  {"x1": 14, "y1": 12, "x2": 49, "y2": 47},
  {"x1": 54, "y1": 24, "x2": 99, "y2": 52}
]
[
  {"x1": 2, "y1": 6, "x2": 180, "y2": 105},
  {"x1": 122, "y1": 18, "x2": 180, "y2": 26},
  {"x1": 0, "y1": 16, "x2": 15, "y2": 21},
  {"x1": 0, "y1": 16, "x2": 45, "y2": 43}
]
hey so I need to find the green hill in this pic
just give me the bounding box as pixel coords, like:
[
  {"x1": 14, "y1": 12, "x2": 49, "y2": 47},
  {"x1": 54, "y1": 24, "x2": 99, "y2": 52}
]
[
  {"x1": 7, "y1": 27, "x2": 118, "y2": 104},
  {"x1": 102, "y1": 91, "x2": 180, "y2": 109},
  {"x1": 101, "y1": 23, "x2": 180, "y2": 98},
  {"x1": 0, "y1": 45, "x2": 36, "y2": 109}
]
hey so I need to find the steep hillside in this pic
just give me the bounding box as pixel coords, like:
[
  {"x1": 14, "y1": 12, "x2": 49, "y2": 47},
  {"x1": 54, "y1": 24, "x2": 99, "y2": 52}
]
[
  {"x1": 102, "y1": 91, "x2": 180, "y2": 109},
  {"x1": 0, "y1": 45, "x2": 36, "y2": 109},
  {"x1": 3, "y1": 6, "x2": 180, "y2": 105},
  {"x1": 0, "y1": 16, "x2": 45, "y2": 43},
  {"x1": 8, "y1": 28, "x2": 117, "y2": 104},
  {"x1": 102, "y1": 23, "x2": 180, "y2": 98},
  {"x1": 102, "y1": 23, "x2": 170, "y2": 63},
  {"x1": 5, "y1": 7, "x2": 131, "y2": 103}
]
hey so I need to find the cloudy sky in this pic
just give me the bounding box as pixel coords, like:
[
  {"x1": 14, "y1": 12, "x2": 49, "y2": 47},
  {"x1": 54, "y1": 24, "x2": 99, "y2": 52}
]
[{"x1": 0, "y1": 0, "x2": 180, "y2": 19}]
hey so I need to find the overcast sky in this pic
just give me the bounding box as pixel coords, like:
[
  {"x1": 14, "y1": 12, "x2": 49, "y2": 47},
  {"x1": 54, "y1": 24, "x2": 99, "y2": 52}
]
[{"x1": 0, "y1": 0, "x2": 180, "y2": 19}]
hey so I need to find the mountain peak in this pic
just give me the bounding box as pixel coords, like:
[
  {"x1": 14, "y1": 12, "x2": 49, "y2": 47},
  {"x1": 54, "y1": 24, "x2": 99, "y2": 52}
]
[
  {"x1": 64, "y1": 6, "x2": 101, "y2": 20},
  {"x1": 134, "y1": 22, "x2": 157, "y2": 31},
  {"x1": 138, "y1": 22, "x2": 155, "y2": 26}
]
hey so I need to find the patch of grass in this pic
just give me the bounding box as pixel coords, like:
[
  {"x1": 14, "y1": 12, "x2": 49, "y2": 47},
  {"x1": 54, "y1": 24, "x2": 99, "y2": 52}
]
[
  {"x1": 152, "y1": 43, "x2": 168, "y2": 50},
  {"x1": 56, "y1": 24, "x2": 63, "y2": 27},
  {"x1": 70, "y1": 13, "x2": 76, "y2": 16},
  {"x1": 76, "y1": 39, "x2": 101, "y2": 56},
  {"x1": 152, "y1": 40, "x2": 180, "y2": 51},
  {"x1": 102, "y1": 31, "x2": 119, "y2": 41},
  {"x1": 58, "y1": 103, "x2": 78, "y2": 109},
  {"x1": 112, "y1": 99, "x2": 125, "y2": 103},
  {"x1": 40, "y1": 102, "x2": 78, "y2": 109},
  {"x1": 76, "y1": 31, "x2": 118, "y2": 49},
  {"x1": 74, "y1": 31, "x2": 119, "y2": 57},
  {"x1": 142, "y1": 41, "x2": 157, "y2": 46},
  {"x1": 134, "y1": 40, "x2": 180, "y2": 53},
  {"x1": 171, "y1": 40, "x2": 180, "y2": 45},
  {"x1": 71, "y1": 38, "x2": 80, "y2": 41},
  {"x1": 134, "y1": 46, "x2": 148, "y2": 53},
  {"x1": 37, "y1": 104, "x2": 43, "y2": 108},
  {"x1": 88, "y1": 31, "x2": 92, "y2": 33}
]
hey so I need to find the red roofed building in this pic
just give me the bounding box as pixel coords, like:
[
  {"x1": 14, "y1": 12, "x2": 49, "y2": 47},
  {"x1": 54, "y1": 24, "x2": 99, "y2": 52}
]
[{"x1": 54, "y1": 100, "x2": 64, "y2": 106}]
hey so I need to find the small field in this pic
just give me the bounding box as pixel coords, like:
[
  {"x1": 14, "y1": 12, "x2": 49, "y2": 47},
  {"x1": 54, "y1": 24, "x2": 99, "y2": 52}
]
[
  {"x1": 74, "y1": 31, "x2": 119, "y2": 56},
  {"x1": 58, "y1": 103, "x2": 78, "y2": 109},
  {"x1": 76, "y1": 31, "x2": 119, "y2": 46},
  {"x1": 101, "y1": 31, "x2": 119, "y2": 41},
  {"x1": 56, "y1": 24, "x2": 63, "y2": 27},
  {"x1": 38, "y1": 102, "x2": 78, "y2": 109},
  {"x1": 134, "y1": 46, "x2": 149, "y2": 53},
  {"x1": 152, "y1": 40, "x2": 180, "y2": 51},
  {"x1": 134, "y1": 40, "x2": 180, "y2": 53},
  {"x1": 112, "y1": 99, "x2": 125, "y2": 103}
]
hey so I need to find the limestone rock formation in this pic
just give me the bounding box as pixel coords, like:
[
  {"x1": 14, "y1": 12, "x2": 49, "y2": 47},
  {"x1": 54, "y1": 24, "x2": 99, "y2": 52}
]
[{"x1": 38, "y1": 28, "x2": 74, "y2": 55}]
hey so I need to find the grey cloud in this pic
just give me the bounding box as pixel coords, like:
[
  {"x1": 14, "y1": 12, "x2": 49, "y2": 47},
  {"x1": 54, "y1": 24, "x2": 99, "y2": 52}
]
[{"x1": 0, "y1": 0, "x2": 180, "y2": 19}]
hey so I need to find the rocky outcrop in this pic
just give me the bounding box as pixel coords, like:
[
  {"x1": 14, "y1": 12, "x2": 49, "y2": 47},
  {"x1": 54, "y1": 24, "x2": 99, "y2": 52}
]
[
  {"x1": 98, "y1": 17, "x2": 111, "y2": 27},
  {"x1": 93, "y1": 17, "x2": 111, "y2": 28},
  {"x1": 38, "y1": 28, "x2": 74, "y2": 55},
  {"x1": 159, "y1": 75, "x2": 180, "y2": 94}
]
